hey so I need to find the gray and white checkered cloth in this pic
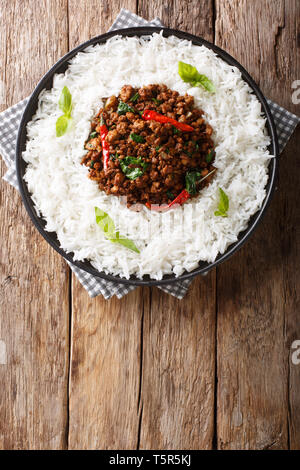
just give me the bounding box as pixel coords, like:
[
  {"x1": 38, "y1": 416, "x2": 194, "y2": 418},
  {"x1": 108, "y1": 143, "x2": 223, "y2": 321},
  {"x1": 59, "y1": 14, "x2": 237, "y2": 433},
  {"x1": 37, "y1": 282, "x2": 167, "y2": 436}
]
[{"x1": 0, "y1": 9, "x2": 299, "y2": 299}]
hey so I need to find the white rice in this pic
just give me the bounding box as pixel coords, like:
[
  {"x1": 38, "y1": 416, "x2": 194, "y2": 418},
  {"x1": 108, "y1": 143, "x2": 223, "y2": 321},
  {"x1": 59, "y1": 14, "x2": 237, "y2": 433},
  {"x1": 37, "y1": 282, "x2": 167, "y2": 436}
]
[{"x1": 23, "y1": 33, "x2": 273, "y2": 280}]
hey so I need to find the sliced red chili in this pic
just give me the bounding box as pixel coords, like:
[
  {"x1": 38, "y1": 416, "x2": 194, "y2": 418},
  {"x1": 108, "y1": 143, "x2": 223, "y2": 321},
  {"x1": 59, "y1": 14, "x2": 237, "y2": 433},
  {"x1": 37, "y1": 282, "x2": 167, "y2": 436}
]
[
  {"x1": 146, "y1": 189, "x2": 190, "y2": 211},
  {"x1": 168, "y1": 189, "x2": 190, "y2": 207},
  {"x1": 99, "y1": 115, "x2": 110, "y2": 171},
  {"x1": 142, "y1": 109, "x2": 194, "y2": 132}
]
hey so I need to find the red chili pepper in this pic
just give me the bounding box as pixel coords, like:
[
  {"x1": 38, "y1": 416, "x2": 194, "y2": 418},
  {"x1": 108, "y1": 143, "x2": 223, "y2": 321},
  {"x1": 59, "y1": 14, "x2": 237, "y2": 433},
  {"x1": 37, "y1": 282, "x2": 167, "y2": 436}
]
[
  {"x1": 146, "y1": 189, "x2": 190, "y2": 211},
  {"x1": 142, "y1": 109, "x2": 194, "y2": 132},
  {"x1": 99, "y1": 115, "x2": 110, "y2": 171},
  {"x1": 168, "y1": 189, "x2": 190, "y2": 207}
]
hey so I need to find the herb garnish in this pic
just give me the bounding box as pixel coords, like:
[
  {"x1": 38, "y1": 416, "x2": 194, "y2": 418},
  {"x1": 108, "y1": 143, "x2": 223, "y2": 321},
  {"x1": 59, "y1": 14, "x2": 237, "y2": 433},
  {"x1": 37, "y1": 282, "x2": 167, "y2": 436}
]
[
  {"x1": 117, "y1": 100, "x2": 135, "y2": 115},
  {"x1": 214, "y1": 188, "x2": 229, "y2": 217},
  {"x1": 155, "y1": 146, "x2": 161, "y2": 152},
  {"x1": 88, "y1": 131, "x2": 98, "y2": 140},
  {"x1": 206, "y1": 149, "x2": 215, "y2": 163},
  {"x1": 185, "y1": 171, "x2": 203, "y2": 195},
  {"x1": 95, "y1": 207, "x2": 140, "y2": 253},
  {"x1": 166, "y1": 190, "x2": 174, "y2": 199},
  {"x1": 56, "y1": 86, "x2": 73, "y2": 137},
  {"x1": 130, "y1": 92, "x2": 139, "y2": 103},
  {"x1": 186, "y1": 169, "x2": 217, "y2": 196},
  {"x1": 130, "y1": 133, "x2": 145, "y2": 144},
  {"x1": 178, "y1": 61, "x2": 215, "y2": 93},
  {"x1": 152, "y1": 97, "x2": 162, "y2": 105},
  {"x1": 119, "y1": 156, "x2": 149, "y2": 180},
  {"x1": 90, "y1": 160, "x2": 94, "y2": 168},
  {"x1": 173, "y1": 126, "x2": 180, "y2": 135}
]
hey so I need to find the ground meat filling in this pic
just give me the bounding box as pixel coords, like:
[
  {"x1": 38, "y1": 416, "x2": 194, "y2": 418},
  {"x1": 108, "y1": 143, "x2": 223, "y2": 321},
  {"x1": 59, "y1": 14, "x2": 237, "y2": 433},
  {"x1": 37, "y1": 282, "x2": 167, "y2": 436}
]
[{"x1": 81, "y1": 84, "x2": 216, "y2": 206}]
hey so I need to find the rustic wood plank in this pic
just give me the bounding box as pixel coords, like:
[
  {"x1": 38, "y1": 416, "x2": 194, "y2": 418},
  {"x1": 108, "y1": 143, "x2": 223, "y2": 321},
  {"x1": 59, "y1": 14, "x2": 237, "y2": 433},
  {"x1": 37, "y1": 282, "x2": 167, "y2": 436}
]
[
  {"x1": 138, "y1": 0, "x2": 214, "y2": 39},
  {"x1": 276, "y1": 1, "x2": 300, "y2": 449},
  {"x1": 215, "y1": 0, "x2": 299, "y2": 449},
  {"x1": 138, "y1": 277, "x2": 216, "y2": 450},
  {"x1": 136, "y1": 0, "x2": 217, "y2": 450},
  {"x1": 68, "y1": 285, "x2": 148, "y2": 449},
  {"x1": 67, "y1": 0, "x2": 144, "y2": 450},
  {"x1": 0, "y1": 0, "x2": 70, "y2": 449},
  {"x1": 68, "y1": 0, "x2": 136, "y2": 48},
  {"x1": 284, "y1": 129, "x2": 300, "y2": 450}
]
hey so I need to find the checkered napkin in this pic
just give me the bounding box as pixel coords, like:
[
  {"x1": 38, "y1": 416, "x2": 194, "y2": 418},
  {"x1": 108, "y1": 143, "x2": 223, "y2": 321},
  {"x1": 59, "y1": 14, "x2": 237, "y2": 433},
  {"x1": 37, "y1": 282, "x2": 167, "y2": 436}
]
[{"x1": 0, "y1": 9, "x2": 299, "y2": 299}]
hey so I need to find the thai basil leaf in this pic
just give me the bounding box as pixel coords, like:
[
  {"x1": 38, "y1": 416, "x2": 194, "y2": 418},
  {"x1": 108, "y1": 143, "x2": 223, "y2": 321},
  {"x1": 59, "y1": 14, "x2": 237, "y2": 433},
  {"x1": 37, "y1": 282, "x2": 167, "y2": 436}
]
[
  {"x1": 206, "y1": 149, "x2": 215, "y2": 163},
  {"x1": 88, "y1": 131, "x2": 98, "y2": 140},
  {"x1": 119, "y1": 156, "x2": 149, "y2": 180},
  {"x1": 58, "y1": 86, "x2": 72, "y2": 116},
  {"x1": 111, "y1": 231, "x2": 140, "y2": 254},
  {"x1": 95, "y1": 207, "x2": 140, "y2": 253},
  {"x1": 214, "y1": 188, "x2": 229, "y2": 217},
  {"x1": 117, "y1": 100, "x2": 135, "y2": 115},
  {"x1": 56, "y1": 115, "x2": 72, "y2": 137},
  {"x1": 178, "y1": 61, "x2": 215, "y2": 93},
  {"x1": 56, "y1": 86, "x2": 73, "y2": 137},
  {"x1": 185, "y1": 170, "x2": 202, "y2": 195},
  {"x1": 95, "y1": 207, "x2": 115, "y2": 237},
  {"x1": 130, "y1": 92, "x2": 139, "y2": 103},
  {"x1": 130, "y1": 133, "x2": 145, "y2": 143}
]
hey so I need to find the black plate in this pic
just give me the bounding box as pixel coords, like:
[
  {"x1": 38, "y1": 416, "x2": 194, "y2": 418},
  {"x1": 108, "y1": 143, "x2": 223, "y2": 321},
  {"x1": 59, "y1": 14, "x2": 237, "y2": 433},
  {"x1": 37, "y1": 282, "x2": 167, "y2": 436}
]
[{"x1": 16, "y1": 27, "x2": 279, "y2": 286}]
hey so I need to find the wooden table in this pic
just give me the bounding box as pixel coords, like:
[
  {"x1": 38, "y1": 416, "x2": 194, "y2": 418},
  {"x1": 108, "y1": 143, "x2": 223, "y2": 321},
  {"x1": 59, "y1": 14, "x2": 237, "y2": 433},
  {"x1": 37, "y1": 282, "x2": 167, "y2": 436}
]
[{"x1": 0, "y1": 0, "x2": 299, "y2": 450}]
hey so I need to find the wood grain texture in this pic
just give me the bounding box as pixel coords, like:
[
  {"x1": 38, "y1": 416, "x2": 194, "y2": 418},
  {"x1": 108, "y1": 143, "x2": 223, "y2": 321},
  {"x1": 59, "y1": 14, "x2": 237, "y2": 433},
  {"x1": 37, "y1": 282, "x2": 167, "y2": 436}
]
[
  {"x1": 137, "y1": 0, "x2": 217, "y2": 450},
  {"x1": 138, "y1": 277, "x2": 216, "y2": 450},
  {"x1": 68, "y1": 0, "x2": 136, "y2": 48},
  {"x1": 67, "y1": 0, "x2": 143, "y2": 450},
  {"x1": 0, "y1": 0, "x2": 70, "y2": 449},
  {"x1": 68, "y1": 284, "x2": 148, "y2": 449},
  {"x1": 1, "y1": 0, "x2": 299, "y2": 450},
  {"x1": 138, "y1": 0, "x2": 214, "y2": 40},
  {"x1": 215, "y1": 0, "x2": 299, "y2": 450}
]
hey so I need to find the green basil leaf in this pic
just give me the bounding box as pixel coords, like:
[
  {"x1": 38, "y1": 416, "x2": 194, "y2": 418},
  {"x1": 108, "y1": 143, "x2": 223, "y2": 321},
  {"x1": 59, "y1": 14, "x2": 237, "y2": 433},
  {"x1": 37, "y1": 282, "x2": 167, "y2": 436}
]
[
  {"x1": 166, "y1": 190, "x2": 174, "y2": 199},
  {"x1": 56, "y1": 115, "x2": 72, "y2": 137},
  {"x1": 119, "y1": 156, "x2": 149, "y2": 180},
  {"x1": 152, "y1": 97, "x2": 162, "y2": 105},
  {"x1": 206, "y1": 149, "x2": 215, "y2": 163},
  {"x1": 130, "y1": 133, "x2": 145, "y2": 143},
  {"x1": 120, "y1": 164, "x2": 143, "y2": 180},
  {"x1": 194, "y1": 76, "x2": 216, "y2": 93},
  {"x1": 215, "y1": 188, "x2": 229, "y2": 217},
  {"x1": 90, "y1": 160, "x2": 94, "y2": 168},
  {"x1": 214, "y1": 210, "x2": 226, "y2": 217},
  {"x1": 88, "y1": 131, "x2": 98, "y2": 140},
  {"x1": 117, "y1": 100, "x2": 135, "y2": 115},
  {"x1": 95, "y1": 207, "x2": 115, "y2": 237},
  {"x1": 111, "y1": 231, "x2": 140, "y2": 253},
  {"x1": 130, "y1": 92, "x2": 139, "y2": 103},
  {"x1": 178, "y1": 61, "x2": 215, "y2": 93},
  {"x1": 58, "y1": 86, "x2": 72, "y2": 116},
  {"x1": 185, "y1": 170, "x2": 202, "y2": 195},
  {"x1": 95, "y1": 208, "x2": 140, "y2": 253}
]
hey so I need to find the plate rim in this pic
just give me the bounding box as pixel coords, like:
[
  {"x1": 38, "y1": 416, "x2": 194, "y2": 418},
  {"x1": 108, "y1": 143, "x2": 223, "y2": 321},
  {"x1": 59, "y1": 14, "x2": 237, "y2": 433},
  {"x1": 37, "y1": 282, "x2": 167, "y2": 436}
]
[{"x1": 16, "y1": 26, "x2": 279, "y2": 286}]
